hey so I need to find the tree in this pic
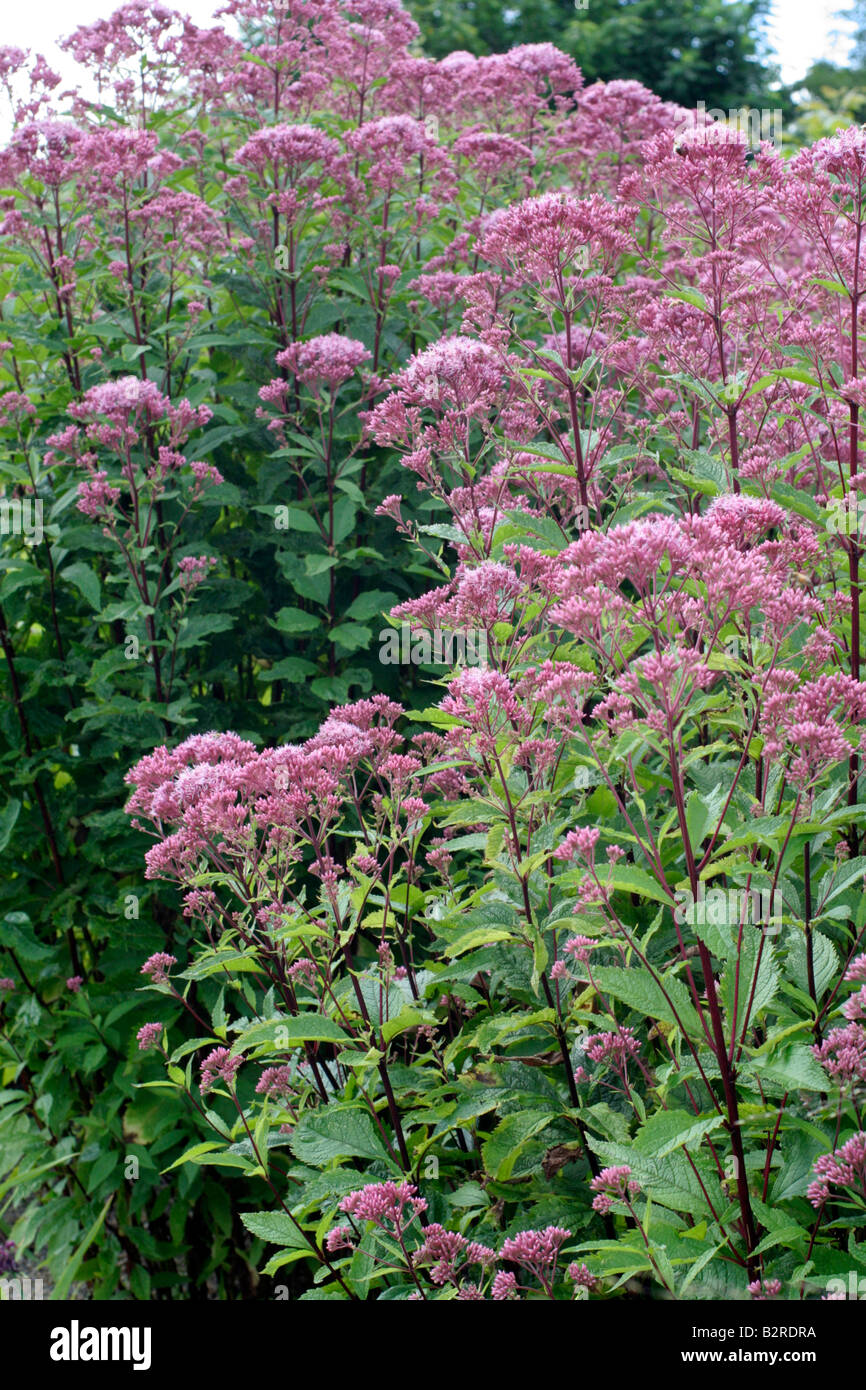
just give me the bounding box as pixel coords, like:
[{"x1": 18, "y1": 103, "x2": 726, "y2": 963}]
[
  {"x1": 407, "y1": 0, "x2": 784, "y2": 113},
  {"x1": 841, "y1": 1, "x2": 866, "y2": 68}
]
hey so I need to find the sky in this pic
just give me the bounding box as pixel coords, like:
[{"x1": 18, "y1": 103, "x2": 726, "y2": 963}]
[
  {"x1": 766, "y1": 0, "x2": 855, "y2": 82},
  {"x1": 0, "y1": 0, "x2": 858, "y2": 113}
]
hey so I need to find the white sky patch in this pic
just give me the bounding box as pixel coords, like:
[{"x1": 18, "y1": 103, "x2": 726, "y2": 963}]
[
  {"x1": 0, "y1": 0, "x2": 859, "y2": 134},
  {"x1": 767, "y1": 0, "x2": 855, "y2": 82}
]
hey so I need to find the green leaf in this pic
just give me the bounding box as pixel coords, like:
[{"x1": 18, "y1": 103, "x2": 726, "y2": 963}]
[
  {"x1": 481, "y1": 1110, "x2": 556, "y2": 1181},
  {"x1": 305, "y1": 553, "x2": 339, "y2": 576},
  {"x1": 264, "y1": 504, "x2": 321, "y2": 533},
  {"x1": 606, "y1": 867, "x2": 673, "y2": 908},
  {"x1": 381, "y1": 1006, "x2": 431, "y2": 1043},
  {"x1": 0, "y1": 913, "x2": 55, "y2": 961},
  {"x1": 163, "y1": 1142, "x2": 223, "y2": 1172},
  {"x1": 818, "y1": 857, "x2": 866, "y2": 910},
  {"x1": 241, "y1": 1211, "x2": 309, "y2": 1249},
  {"x1": 61, "y1": 561, "x2": 102, "y2": 611},
  {"x1": 635, "y1": 1109, "x2": 725, "y2": 1159},
  {"x1": 0, "y1": 799, "x2": 21, "y2": 853},
  {"x1": 668, "y1": 286, "x2": 709, "y2": 311},
  {"x1": 345, "y1": 590, "x2": 399, "y2": 621},
  {"x1": 290, "y1": 1107, "x2": 398, "y2": 1170},
  {"x1": 746, "y1": 1044, "x2": 827, "y2": 1092},
  {"x1": 311, "y1": 676, "x2": 349, "y2": 702},
  {"x1": 175, "y1": 613, "x2": 234, "y2": 649},
  {"x1": 258, "y1": 656, "x2": 318, "y2": 683},
  {"x1": 443, "y1": 927, "x2": 515, "y2": 958},
  {"x1": 685, "y1": 791, "x2": 716, "y2": 849},
  {"x1": 50, "y1": 1196, "x2": 112, "y2": 1300},
  {"x1": 330, "y1": 621, "x2": 372, "y2": 653},
  {"x1": 272, "y1": 606, "x2": 321, "y2": 634},
  {"x1": 179, "y1": 948, "x2": 264, "y2": 980},
  {"x1": 785, "y1": 931, "x2": 838, "y2": 1000},
  {"x1": 235, "y1": 1013, "x2": 351, "y2": 1050},
  {"x1": 502, "y1": 509, "x2": 567, "y2": 549},
  {"x1": 591, "y1": 965, "x2": 701, "y2": 1034}
]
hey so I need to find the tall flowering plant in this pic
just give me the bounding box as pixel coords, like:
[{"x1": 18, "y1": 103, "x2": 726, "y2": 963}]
[
  {"x1": 127, "y1": 489, "x2": 866, "y2": 1299},
  {"x1": 3, "y1": 0, "x2": 866, "y2": 1304}
]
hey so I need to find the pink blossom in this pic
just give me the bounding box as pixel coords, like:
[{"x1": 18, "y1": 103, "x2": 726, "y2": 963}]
[
  {"x1": 339, "y1": 1180, "x2": 427, "y2": 1228},
  {"x1": 136, "y1": 1023, "x2": 163, "y2": 1051},
  {"x1": 272, "y1": 335, "x2": 371, "y2": 394},
  {"x1": 200, "y1": 1047, "x2": 242, "y2": 1093},
  {"x1": 141, "y1": 952, "x2": 178, "y2": 985}
]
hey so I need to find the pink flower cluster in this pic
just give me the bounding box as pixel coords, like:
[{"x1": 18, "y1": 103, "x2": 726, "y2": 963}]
[
  {"x1": 590, "y1": 1165, "x2": 641, "y2": 1215},
  {"x1": 140, "y1": 952, "x2": 177, "y2": 985},
  {"x1": 272, "y1": 335, "x2": 371, "y2": 394},
  {"x1": 807, "y1": 1132, "x2": 866, "y2": 1208},
  {"x1": 200, "y1": 1047, "x2": 242, "y2": 1093},
  {"x1": 339, "y1": 1180, "x2": 427, "y2": 1228}
]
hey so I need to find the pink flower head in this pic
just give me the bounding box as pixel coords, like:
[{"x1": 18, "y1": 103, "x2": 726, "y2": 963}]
[
  {"x1": 136, "y1": 1022, "x2": 162, "y2": 1051},
  {"x1": 66, "y1": 975, "x2": 84, "y2": 992},
  {"x1": 178, "y1": 554, "x2": 217, "y2": 593},
  {"x1": 480, "y1": 190, "x2": 630, "y2": 284},
  {"x1": 568, "y1": 1262, "x2": 598, "y2": 1289},
  {"x1": 235, "y1": 124, "x2": 341, "y2": 179},
  {"x1": 491, "y1": 1269, "x2": 519, "y2": 1300},
  {"x1": 807, "y1": 1132, "x2": 866, "y2": 1208},
  {"x1": 273, "y1": 335, "x2": 371, "y2": 394},
  {"x1": 200, "y1": 1047, "x2": 242, "y2": 1093},
  {"x1": 590, "y1": 1165, "x2": 641, "y2": 1213},
  {"x1": 375, "y1": 493, "x2": 404, "y2": 523},
  {"x1": 255, "y1": 1066, "x2": 293, "y2": 1097},
  {"x1": 499, "y1": 1226, "x2": 571, "y2": 1285},
  {"x1": 845, "y1": 954, "x2": 866, "y2": 984},
  {"x1": 844, "y1": 986, "x2": 866, "y2": 1022},
  {"x1": 325, "y1": 1225, "x2": 354, "y2": 1253},
  {"x1": 76, "y1": 470, "x2": 121, "y2": 519},
  {"x1": 564, "y1": 935, "x2": 596, "y2": 964},
  {"x1": 339, "y1": 1180, "x2": 427, "y2": 1231},
  {"x1": 584, "y1": 1027, "x2": 641, "y2": 1068},
  {"x1": 555, "y1": 827, "x2": 601, "y2": 862},
  {"x1": 141, "y1": 952, "x2": 178, "y2": 985},
  {"x1": 416, "y1": 1224, "x2": 468, "y2": 1285},
  {"x1": 748, "y1": 1278, "x2": 782, "y2": 1300},
  {"x1": 812, "y1": 1023, "x2": 866, "y2": 1087},
  {"x1": 0, "y1": 390, "x2": 37, "y2": 427}
]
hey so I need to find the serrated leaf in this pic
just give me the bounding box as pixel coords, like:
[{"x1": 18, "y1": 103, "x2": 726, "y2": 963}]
[
  {"x1": 241, "y1": 1211, "x2": 308, "y2": 1249},
  {"x1": 606, "y1": 866, "x2": 673, "y2": 908},
  {"x1": 747, "y1": 1044, "x2": 828, "y2": 1092},
  {"x1": 591, "y1": 965, "x2": 701, "y2": 1034},
  {"x1": 235, "y1": 1013, "x2": 351, "y2": 1050},
  {"x1": 61, "y1": 561, "x2": 101, "y2": 610},
  {"x1": 481, "y1": 1110, "x2": 555, "y2": 1180},
  {"x1": 289, "y1": 1107, "x2": 398, "y2": 1170},
  {"x1": 635, "y1": 1109, "x2": 726, "y2": 1158}
]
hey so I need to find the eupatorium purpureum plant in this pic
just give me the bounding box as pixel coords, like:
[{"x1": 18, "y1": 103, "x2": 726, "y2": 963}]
[{"x1": 1, "y1": 0, "x2": 866, "y2": 1302}]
